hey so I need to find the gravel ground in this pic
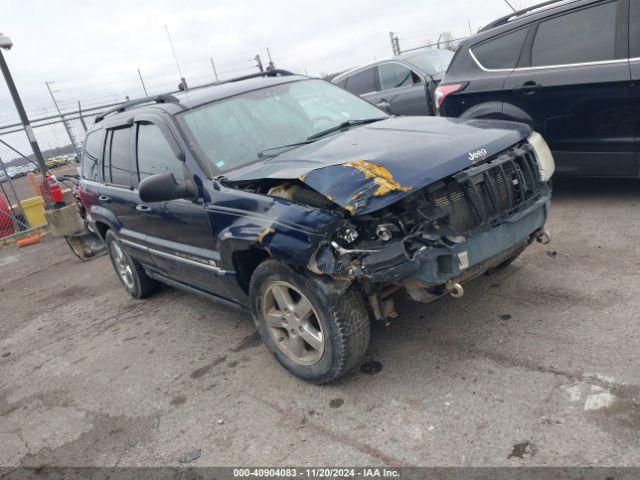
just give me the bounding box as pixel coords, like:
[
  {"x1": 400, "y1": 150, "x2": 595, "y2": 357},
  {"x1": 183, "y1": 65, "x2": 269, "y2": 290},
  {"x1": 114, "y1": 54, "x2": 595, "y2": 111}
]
[{"x1": 0, "y1": 178, "x2": 639, "y2": 467}]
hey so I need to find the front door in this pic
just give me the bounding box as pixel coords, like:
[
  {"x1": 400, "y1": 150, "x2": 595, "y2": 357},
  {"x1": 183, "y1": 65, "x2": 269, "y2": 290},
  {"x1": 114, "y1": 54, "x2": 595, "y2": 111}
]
[
  {"x1": 374, "y1": 62, "x2": 430, "y2": 115},
  {"x1": 503, "y1": 0, "x2": 635, "y2": 176},
  {"x1": 342, "y1": 67, "x2": 382, "y2": 109},
  {"x1": 131, "y1": 119, "x2": 230, "y2": 297}
]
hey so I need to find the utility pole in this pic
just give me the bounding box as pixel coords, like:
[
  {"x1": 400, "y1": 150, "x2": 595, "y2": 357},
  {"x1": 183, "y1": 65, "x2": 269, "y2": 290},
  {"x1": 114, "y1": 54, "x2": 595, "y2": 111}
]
[
  {"x1": 266, "y1": 47, "x2": 275, "y2": 71},
  {"x1": 45, "y1": 81, "x2": 80, "y2": 157},
  {"x1": 137, "y1": 68, "x2": 148, "y2": 96},
  {"x1": 389, "y1": 32, "x2": 401, "y2": 56},
  {"x1": 210, "y1": 57, "x2": 219, "y2": 82},
  {"x1": 255, "y1": 54, "x2": 264, "y2": 72},
  {"x1": 0, "y1": 34, "x2": 49, "y2": 176},
  {"x1": 468, "y1": 19, "x2": 473, "y2": 35}
]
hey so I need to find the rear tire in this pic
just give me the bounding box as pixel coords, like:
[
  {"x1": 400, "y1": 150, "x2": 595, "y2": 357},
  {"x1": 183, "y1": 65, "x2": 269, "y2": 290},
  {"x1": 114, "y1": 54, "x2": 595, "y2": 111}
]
[
  {"x1": 105, "y1": 230, "x2": 152, "y2": 299},
  {"x1": 250, "y1": 259, "x2": 370, "y2": 384}
]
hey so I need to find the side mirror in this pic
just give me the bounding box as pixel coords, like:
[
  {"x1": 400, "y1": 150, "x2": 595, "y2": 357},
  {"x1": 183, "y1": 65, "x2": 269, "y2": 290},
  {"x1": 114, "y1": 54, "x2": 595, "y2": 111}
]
[
  {"x1": 376, "y1": 100, "x2": 392, "y2": 115},
  {"x1": 138, "y1": 172, "x2": 197, "y2": 203}
]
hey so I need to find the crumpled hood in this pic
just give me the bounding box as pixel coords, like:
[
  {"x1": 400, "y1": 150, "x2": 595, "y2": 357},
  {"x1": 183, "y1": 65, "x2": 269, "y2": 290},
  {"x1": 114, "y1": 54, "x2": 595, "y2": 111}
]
[{"x1": 225, "y1": 116, "x2": 531, "y2": 215}]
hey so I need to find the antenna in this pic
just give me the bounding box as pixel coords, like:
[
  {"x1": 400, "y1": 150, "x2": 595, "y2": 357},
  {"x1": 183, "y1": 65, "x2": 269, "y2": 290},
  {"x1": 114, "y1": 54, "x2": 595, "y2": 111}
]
[
  {"x1": 504, "y1": 0, "x2": 517, "y2": 12},
  {"x1": 164, "y1": 25, "x2": 191, "y2": 104}
]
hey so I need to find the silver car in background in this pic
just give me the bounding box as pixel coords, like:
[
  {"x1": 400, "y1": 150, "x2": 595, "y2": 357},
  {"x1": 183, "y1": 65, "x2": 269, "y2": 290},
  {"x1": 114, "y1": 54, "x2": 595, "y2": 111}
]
[{"x1": 332, "y1": 48, "x2": 454, "y2": 116}]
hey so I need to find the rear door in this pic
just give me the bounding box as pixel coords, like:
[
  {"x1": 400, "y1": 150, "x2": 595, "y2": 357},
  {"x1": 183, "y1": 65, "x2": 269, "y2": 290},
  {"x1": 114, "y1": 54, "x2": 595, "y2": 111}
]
[
  {"x1": 631, "y1": 0, "x2": 640, "y2": 172},
  {"x1": 455, "y1": 26, "x2": 529, "y2": 119},
  {"x1": 99, "y1": 125, "x2": 150, "y2": 262},
  {"x1": 375, "y1": 62, "x2": 431, "y2": 115},
  {"x1": 132, "y1": 116, "x2": 230, "y2": 296},
  {"x1": 503, "y1": 0, "x2": 634, "y2": 176}
]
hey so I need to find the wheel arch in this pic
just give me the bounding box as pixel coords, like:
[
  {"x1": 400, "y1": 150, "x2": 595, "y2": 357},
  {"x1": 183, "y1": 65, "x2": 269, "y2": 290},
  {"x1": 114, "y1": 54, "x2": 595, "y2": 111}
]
[
  {"x1": 232, "y1": 248, "x2": 271, "y2": 294},
  {"x1": 459, "y1": 101, "x2": 506, "y2": 120}
]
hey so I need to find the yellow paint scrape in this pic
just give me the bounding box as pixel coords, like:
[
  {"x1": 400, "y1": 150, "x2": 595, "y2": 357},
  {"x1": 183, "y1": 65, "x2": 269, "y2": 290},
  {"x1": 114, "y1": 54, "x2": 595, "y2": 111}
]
[
  {"x1": 257, "y1": 227, "x2": 275, "y2": 243},
  {"x1": 344, "y1": 160, "x2": 412, "y2": 197}
]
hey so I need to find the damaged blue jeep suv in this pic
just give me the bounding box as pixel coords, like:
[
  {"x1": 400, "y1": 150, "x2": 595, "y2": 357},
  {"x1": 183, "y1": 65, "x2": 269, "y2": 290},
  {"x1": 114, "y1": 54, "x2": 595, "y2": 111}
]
[{"x1": 80, "y1": 70, "x2": 554, "y2": 383}]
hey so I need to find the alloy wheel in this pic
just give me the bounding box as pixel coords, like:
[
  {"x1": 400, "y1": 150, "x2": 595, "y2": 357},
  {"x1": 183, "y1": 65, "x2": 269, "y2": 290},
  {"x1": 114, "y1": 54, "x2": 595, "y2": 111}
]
[
  {"x1": 110, "y1": 242, "x2": 134, "y2": 291},
  {"x1": 261, "y1": 281, "x2": 325, "y2": 365}
]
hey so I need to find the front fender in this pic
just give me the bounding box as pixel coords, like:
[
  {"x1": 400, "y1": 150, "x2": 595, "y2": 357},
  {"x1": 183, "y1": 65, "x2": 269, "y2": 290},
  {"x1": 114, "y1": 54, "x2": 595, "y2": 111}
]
[{"x1": 215, "y1": 207, "x2": 340, "y2": 274}]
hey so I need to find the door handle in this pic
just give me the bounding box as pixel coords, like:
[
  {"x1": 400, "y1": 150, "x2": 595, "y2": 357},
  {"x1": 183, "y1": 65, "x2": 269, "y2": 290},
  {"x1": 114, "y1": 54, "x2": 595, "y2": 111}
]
[
  {"x1": 98, "y1": 195, "x2": 111, "y2": 203},
  {"x1": 136, "y1": 205, "x2": 152, "y2": 213},
  {"x1": 516, "y1": 81, "x2": 541, "y2": 95}
]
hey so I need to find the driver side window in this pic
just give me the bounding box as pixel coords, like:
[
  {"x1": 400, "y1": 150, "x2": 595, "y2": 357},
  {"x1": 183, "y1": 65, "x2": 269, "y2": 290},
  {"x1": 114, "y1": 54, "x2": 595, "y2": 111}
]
[
  {"x1": 136, "y1": 123, "x2": 184, "y2": 183},
  {"x1": 378, "y1": 63, "x2": 420, "y2": 90}
]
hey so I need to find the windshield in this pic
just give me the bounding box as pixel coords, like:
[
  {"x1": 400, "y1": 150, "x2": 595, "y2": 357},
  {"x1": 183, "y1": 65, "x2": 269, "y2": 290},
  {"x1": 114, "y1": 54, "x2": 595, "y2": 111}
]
[
  {"x1": 179, "y1": 79, "x2": 387, "y2": 173},
  {"x1": 405, "y1": 49, "x2": 454, "y2": 74}
]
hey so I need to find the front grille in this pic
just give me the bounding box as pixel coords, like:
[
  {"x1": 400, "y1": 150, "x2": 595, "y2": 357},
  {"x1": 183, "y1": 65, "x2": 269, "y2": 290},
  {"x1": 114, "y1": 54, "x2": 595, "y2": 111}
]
[{"x1": 429, "y1": 143, "x2": 540, "y2": 235}]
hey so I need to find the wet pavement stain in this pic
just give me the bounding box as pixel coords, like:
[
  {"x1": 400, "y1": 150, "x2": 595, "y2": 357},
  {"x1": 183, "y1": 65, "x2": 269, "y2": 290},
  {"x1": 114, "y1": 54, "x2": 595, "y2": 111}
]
[
  {"x1": 190, "y1": 355, "x2": 227, "y2": 379},
  {"x1": 178, "y1": 448, "x2": 202, "y2": 463},
  {"x1": 170, "y1": 394, "x2": 187, "y2": 407},
  {"x1": 508, "y1": 440, "x2": 537, "y2": 459},
  {"x1": 231, "y1": 332, "x2": 261, "y2": 353},
  {"x1": 499, "y1": 314, "x2": 512, "y2": 321},
  {"x1": 360, "y1": 360, "x2": 383, "y2": 375},
  {"x1": 329, "y1": 398, "x2": 344, "y2": 409}
]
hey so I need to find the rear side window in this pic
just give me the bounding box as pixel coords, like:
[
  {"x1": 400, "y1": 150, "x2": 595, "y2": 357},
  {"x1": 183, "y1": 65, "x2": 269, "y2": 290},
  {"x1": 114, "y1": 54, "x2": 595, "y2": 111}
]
[
  {"x1": 471, "y1": 28, "x2": 528, "y2": 69},
  {"x1": 631, "y1": 0, "x2": 640, "y2": 57},
  {"x1": 531, "y1": 2, "x2": 617, "y2": 66},
  {"x1": 105, "y1": 128, "x2": 133, "y2": 187},
  {"x1": 378, "y1": 63, "x2": 419, "y2": 90},
  {"x1": 80, "y1": 129, "x2": 105, "y2": 181},
  {"x1": 345, "y1": 67, "x2": 377, "y2": 95},
  {"x1": 136, "y1": 123, "x2": 184, "y2": 182}
]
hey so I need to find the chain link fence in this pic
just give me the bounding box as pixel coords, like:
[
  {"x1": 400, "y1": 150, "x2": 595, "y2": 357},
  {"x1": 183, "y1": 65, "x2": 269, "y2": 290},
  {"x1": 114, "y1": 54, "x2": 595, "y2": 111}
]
[
  {"x1": 0, "y1": 112, "x2": 90, "y2": 238},
  {"x1": 0, "y1": 56, "x2": 265, "y2": 240},
  {"x1": 389, "y1": 31, "x2": 468, "y2": 56}
]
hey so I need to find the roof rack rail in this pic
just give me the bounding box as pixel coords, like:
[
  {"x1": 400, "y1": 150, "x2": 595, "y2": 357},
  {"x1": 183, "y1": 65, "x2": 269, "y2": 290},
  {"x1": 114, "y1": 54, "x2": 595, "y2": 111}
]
[
  {"x1": 225, "y1": 69, "x2": 294, "y2": 84},
  {"x1": 94, "y1": 94, "x2": 182, "y2": 123},
  {"x1": 479, "y1": 0, "x2": 578, "y2": 32}
]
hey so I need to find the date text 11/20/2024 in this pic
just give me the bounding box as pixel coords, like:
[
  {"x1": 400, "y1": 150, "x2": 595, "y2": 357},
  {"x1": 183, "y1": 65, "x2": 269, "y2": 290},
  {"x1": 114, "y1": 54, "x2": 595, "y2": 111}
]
[{"x1": 232, "y1": 468, "x2": 400, "y2": 477}]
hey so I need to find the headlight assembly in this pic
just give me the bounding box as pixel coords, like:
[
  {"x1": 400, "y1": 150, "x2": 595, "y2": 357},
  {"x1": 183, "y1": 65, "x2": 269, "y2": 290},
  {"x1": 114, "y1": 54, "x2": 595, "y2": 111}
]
[{"x1": 528, "y1": 131, "x2": 555, "y2": 182}]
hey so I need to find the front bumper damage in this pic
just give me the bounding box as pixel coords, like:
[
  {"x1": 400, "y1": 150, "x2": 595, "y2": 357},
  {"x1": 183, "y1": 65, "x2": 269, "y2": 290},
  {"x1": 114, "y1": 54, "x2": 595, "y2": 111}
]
[
  {"x1": 311, "y1": 190, "x2": 550, "y2": 314},
  {"x1": 366, "y1": 194, "x2": 549, "y2": 286}
]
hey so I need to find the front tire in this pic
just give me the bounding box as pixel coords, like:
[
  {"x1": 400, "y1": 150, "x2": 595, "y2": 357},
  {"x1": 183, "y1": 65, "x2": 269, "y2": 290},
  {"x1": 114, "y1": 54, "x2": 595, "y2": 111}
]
[
  {"x1": 105, "y1": 230, "x2": 151, "y2": 299},
  {"x1": 250, "y1": 260, "x2": 370, "y2": 383}
]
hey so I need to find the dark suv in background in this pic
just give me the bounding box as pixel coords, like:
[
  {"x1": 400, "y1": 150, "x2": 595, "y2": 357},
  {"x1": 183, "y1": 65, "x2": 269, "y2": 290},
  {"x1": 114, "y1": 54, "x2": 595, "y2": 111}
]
[
  {"x1": 436, "y1": 0, "x2": 640, "y2": 177},
  {"x1": 80, "y1": 71, "x2": 553, "y2": 383},
  {"x1": 332, "y1": 48, "x2": 454, "y2": 115}
]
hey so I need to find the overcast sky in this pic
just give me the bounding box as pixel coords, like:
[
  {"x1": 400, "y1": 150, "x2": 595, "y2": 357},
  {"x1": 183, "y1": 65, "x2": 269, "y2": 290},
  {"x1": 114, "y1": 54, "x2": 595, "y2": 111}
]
[{"x1": 1, "y1": 0, "x2": 534, "y2": 124}]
